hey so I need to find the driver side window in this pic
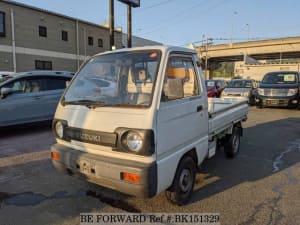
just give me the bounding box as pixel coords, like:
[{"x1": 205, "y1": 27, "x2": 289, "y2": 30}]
[
  {"x1": 161, "y1": 56, "x2": 200, "y2": 102},
  {"x1": 3, "y1": 79, "x2": 27, "y2": 94}
]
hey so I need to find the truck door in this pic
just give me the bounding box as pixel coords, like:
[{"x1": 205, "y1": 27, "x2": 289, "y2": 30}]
[{"x1": 155, "y1": 53, "x2": 209, "y2": 192}]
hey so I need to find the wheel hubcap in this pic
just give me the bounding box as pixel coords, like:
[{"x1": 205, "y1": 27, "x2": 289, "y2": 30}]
[
  {"x1": 179, "y1": 169, "x2": 192, "y2": 193},
  {"x1": 232, "y1": 135, "x2": 240, "y2": 153}
]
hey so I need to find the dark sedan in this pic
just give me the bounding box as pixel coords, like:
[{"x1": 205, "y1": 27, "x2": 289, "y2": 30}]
[{"x1": 256, "y1": 71, "x2": 300, "y2": 108}]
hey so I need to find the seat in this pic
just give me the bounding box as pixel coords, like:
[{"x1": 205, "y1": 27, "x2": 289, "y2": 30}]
[
  {"x1": 127, "y1": 67, "x2": 152, "y2": 92},
  {"x1": 31, "y1": 81, "x2": 40, "y2": 92},
  {"x1": 136, "y1": 93, "x2": 150, "y2": 105},
  {"x1": 165, "y1": 66, "x2": 195, "y2": 98},
  {"x1": 166, "y1": 67, "x2": 188, "y2": 79},
  {"x1": 126, "y1": 68, "x2": 152, "y2": 104}
]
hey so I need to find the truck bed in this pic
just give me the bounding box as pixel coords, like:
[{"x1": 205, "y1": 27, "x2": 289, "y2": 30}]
[{"x1": 208, "y1": 98, "x2": 248, "y2": 137}]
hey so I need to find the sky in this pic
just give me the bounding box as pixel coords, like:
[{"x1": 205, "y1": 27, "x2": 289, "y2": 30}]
[{"x1": 11, "y1": 0, "x2": 300, "y2": 46}]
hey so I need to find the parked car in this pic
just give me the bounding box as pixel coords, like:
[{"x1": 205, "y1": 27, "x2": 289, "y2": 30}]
[
  {"x1": 0, "y1": 71, "x2": 73, "y2": 127},
  {"x1": 205, "y1": 79, "x2": 226, "y2": 97},
  {"x1": 256, "y1": 71, "x2": 300, "y2": 108},
  {"x1": 0, "y1": 75, "x2": 14, "y2": 84},
  {"x1": 221, "y1": 79, "x2": 258, "y2": 105},
  {"x1": 0, "y1": 71, "x2": 16, "y2": 79}
]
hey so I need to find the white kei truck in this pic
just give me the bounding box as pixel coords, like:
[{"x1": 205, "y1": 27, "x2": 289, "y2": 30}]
[{"x1": 51, "y1": 46, "x2": 248, "y2": 205}]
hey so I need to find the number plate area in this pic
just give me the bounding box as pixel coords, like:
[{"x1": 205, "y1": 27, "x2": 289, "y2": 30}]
[
  {"x1": 266, "y1": 100, "x2": 278, "y2": 105},
  {"x1": 77, "y1": 159, "x2": 95, "y2": 176}
]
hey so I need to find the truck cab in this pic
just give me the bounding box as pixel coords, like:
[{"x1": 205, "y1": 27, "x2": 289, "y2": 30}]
[{"x1": 51, "y1": 46, "x2": 248, "y2": 205}]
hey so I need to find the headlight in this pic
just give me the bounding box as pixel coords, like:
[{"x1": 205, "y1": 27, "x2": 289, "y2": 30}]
[
  {"x1": 126, "y1": 131, "x2": 143, "y2": 152},
  {"x1": 257, "y1": 88, "x2": 264, "y2": 95},
  {"x1": 243, "y1": 92, "x2": 250, "y2": 97},
  {"x1": 287, "y1": 88, "x2": 298, "y2": 96},
  {"x1": 115, "y1": 128, "x2": 154, "y2": 156},
  {"x1": 55, "y1": 121, "x2": 64, "y2": 138}
]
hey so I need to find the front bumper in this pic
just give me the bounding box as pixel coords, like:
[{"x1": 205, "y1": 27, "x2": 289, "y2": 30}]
[
  {"x1": 51, "y1": 143, "x2": 157, "y2": 198},
  {"x1": 256, "y1": 95, "x2": 299, "y2": 107},
  {"x1": 222, "y1": 96, "x2": 249, "y2": 102}
]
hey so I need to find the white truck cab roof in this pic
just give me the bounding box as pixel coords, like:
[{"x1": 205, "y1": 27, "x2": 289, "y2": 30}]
[{"x1": 95, "y1": 45, "x2": 197, "y2": 57}]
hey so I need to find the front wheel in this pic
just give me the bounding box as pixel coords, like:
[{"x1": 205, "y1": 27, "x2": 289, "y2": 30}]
[
  {"x1": 165, "y1": 156, "x2": 196, "y2": 206},
  {"x1": 224, "y1": 126, "x2": 241, "y2": 158}
]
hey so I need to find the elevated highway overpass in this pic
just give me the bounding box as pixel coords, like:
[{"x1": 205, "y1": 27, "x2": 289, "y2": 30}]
[{"x1": 196, "y1": 36, "x2": 300, "y2": 63}]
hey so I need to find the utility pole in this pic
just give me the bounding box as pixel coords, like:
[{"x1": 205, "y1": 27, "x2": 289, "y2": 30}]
[
  {"x1": 109, "y1": 0, "x2": 114, "y2": 50},
  {"x1": 127, "y1": 5, "x2": 132, "y2": 48},
  {"x1": 205, "y1": 36, "x2": 213, "y2": 79},
  {"x1": 205, "y1": 38, "x2": 209, "y2": 79}
]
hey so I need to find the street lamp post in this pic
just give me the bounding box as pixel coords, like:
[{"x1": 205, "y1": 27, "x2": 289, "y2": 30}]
[
  {"x1": 230, "y1": 11, "x2": 238, "y2": 44},
  {"x1": 246, "y1": 23, "x2": 250, "y2": 41}
]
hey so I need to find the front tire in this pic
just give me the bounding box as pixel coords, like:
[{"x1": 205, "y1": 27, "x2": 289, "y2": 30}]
[{"x1": 165, "y1": 157, "x2": 196, "y2": 206}]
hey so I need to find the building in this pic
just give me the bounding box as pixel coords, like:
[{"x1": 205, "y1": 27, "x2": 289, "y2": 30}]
[
  {"x1": 0, "y1": 0, "x2": 161, "y2": 72},
  {"x1": 235, "y1": 61, "x2": 300, "y2": 81},
  {"x1": 121, "y1": 33, "x2": 162, "y2": 48}
]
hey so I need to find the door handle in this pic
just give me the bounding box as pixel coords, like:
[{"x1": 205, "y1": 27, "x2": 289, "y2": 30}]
[
  {"x1": 197, "y1": 105, "x2": 203, "y2": 112},
  {"x1": 34, "y1": 96, "x2": 41, "y2": 100}
]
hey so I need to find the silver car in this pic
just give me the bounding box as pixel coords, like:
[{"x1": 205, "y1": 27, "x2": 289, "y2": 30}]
[
  {"x1": 0, "y1": 71, "x2": 73, "y2": 127},
  {"x1": 221, "y1": 79, "x2": 258, "y2": 105}
]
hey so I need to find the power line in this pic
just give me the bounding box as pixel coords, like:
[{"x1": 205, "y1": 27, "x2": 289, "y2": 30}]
[
  {"x1": 136, "y1": 0, "x2": 177, "y2": 12},
  {"x1": 138, "y1": 0, "x2": 230, "y2": 36},
  {"x1": 117, "y1": 0, "x2": 177, "y2": 18}
]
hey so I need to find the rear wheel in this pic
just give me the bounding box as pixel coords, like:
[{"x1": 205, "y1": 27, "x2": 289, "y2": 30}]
[
  {"x1": 224, "y1": 126, "x2": 241, "y2": 158},
  {"x1": 249, "y1": 96, "x2": 256, "y2": 106},
  {"x1": 165, "y1": 156, "x2": 196, "y2": 206}
]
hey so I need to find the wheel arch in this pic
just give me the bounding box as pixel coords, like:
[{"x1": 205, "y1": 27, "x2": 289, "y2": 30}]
[{"x1": 168, "y1": 148, "x2": 198, "y2": 190}]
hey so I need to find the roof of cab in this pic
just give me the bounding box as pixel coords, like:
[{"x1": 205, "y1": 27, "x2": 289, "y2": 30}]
[{"x1": 94, "y1": 45, "x2": 197, "y2": 57}]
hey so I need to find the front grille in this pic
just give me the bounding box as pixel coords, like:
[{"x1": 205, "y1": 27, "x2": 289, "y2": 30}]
[
  {"x1": 64, "y1": 127, "x2": 117, "y2": 147},
  {"x1": 227, "y1": 93, "x2": 241, "y2": 97},
  {"x1": 262, "y1": 89, "x2": 289, "y2": 97},
  {"x1": 264, "y1": 99, "x2": 289, "y2": 106}
]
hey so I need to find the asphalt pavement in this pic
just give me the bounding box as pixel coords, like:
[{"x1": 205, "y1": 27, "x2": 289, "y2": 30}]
[{"x1": 0, "y1": 107, "x2": 300, "y2": 225}]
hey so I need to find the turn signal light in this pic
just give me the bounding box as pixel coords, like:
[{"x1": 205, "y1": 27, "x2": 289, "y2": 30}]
[
  {"x1": 51, "y1": 152, "x2": 60, "y2": 160},
  {"x1": 121, "y1": 172, "x2": 140, "y2": 184}
]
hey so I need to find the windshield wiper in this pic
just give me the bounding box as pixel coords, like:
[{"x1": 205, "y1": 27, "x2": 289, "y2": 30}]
[
  {"x1": 64, "y1": 100, "x2": 108, "y2": 108},
  {"x1": 64, "y1": 100, "x2": 147, "y2": 108}
]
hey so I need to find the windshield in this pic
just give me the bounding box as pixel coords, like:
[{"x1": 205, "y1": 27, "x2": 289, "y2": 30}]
[
  {"x1": 261, "y1": 72, "x2": 298, "y2": 84},
  {"x1": 227, "y1": 80, "x2": 252, "y2": 88},
  {"x1": 64, "y1": 50, "x2": 161, "y2": 107}
]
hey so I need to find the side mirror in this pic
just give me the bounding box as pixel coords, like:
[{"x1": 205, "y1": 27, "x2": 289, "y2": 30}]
[{"x1": 0, "y1": 87, "x2": 13, "y2": 98}]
